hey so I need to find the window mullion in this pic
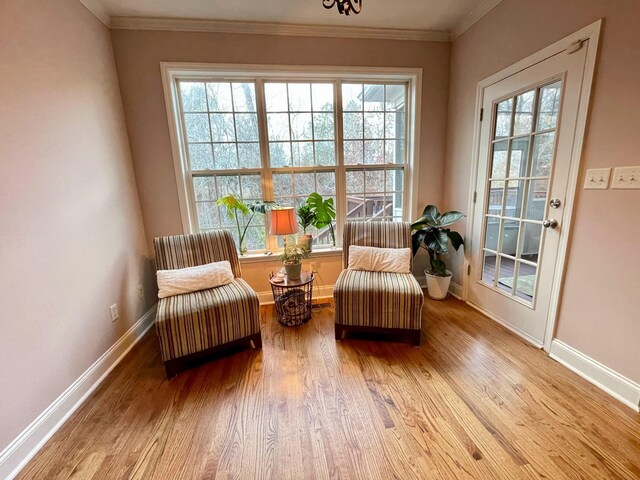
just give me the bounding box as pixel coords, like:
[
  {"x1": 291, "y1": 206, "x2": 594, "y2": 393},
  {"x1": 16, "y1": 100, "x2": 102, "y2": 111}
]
[
  {"x1": 403, "y1": 83, "x2": 410, "y2": 221},
  {"x1": 255, "y1": 78, "x2": 277, "y2": 252},
  {"x1": 335, "y1": 80, "x2": 346, "y2": 248}
]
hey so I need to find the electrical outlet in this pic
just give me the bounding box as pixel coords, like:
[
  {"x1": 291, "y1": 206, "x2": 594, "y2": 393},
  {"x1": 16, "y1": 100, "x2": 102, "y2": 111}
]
[
  {"x1": 109, "y1": 304, "x2": 119, "y2": 322},
  {"x1": 583, "y1": 168, "x2": 611, "y2": 190},
  {"x1": 309, "y1": 261, "x2": 318, "y2": 272},
  {"x1": 137, "y1": 284, "x2": 144, "y2": 300},
  {"x1": 611, "y1": 166, "x2": 640, "y2": 190}
]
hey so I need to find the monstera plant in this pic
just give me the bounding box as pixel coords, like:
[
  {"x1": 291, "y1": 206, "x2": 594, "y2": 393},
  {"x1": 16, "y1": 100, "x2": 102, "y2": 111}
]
[
  {"x1": 411, "y1": 205, "x2": 465, "y2": 299},
  {"x1": 306, "y1": 193, "x2": 337, "y2": 247},
  {"x1": 216, "y1": 194, "x2": 276, "y2": 255}
]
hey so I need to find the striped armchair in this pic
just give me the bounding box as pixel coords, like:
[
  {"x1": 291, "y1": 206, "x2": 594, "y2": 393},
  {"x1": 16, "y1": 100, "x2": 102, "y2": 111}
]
[
  {"x1": 333, "y1": 221, "x2": 424, "y2": 345},
  {"x1": 154, "y1": 230, "x2": 261, "y2": 378}
]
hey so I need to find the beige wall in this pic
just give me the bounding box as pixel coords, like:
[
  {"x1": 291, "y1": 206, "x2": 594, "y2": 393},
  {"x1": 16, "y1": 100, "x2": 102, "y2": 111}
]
[
  {"x1": 0, "y1": 0, "x2": 155, "y2": 452},
  {"x1": 109, "y1": 29, "x2": 451, "y2": 288},
  {"x1": 443, "y1": 0, "x2": 640, "y2": 382}
]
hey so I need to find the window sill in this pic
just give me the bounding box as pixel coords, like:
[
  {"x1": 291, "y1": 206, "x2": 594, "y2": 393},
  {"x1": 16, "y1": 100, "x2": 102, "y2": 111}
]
[{"x1": 239, "y1": 247, "x2": 343, "y2": 264}]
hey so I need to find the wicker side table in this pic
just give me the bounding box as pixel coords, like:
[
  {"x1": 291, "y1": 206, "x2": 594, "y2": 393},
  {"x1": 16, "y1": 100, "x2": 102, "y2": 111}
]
[{"x1": 268, "y1": 271, "x2": 314, "y2": 327}]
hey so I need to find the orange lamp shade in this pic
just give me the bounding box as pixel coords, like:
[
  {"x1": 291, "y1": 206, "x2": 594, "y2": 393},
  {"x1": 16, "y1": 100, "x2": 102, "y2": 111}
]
[{"x1": 269, "y1": 208, "x2": 299, "y2": 236}]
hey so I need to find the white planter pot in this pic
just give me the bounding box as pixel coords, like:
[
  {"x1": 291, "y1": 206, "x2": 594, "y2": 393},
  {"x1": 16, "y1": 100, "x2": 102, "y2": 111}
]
[{"x1": 425, "y1": 270, "x2": 452, "y2": 300}]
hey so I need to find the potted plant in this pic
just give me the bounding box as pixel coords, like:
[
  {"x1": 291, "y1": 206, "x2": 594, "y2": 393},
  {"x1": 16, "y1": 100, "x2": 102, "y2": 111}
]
[
  {"x1": 279, "y1": 243, "x2": 310, "y2": 280},
  {"x1": 216, "y1": 194, "x2": 276, "y2": 255},
  {"x1": 296, "y1": 203, "x2": 316, "y2": 252},
  {"x1": 306, "y1": 192, "x2": 337, "y2": 247},
  {"x1": 411, "y1": 205, "x2": 465, "y2": 300}
]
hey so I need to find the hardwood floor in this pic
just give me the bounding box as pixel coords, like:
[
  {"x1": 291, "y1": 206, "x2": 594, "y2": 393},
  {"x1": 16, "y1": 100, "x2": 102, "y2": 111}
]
[{"x1": 18, "y1": 298, "x2": 640, "y2": 479}]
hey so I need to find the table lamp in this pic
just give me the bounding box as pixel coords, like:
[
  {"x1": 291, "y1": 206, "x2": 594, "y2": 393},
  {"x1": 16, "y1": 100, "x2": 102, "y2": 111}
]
[
  {"x1": 269, "y1": 207, "x2": 299, "y2": 248},
  {"x1": 269, "y1": 207, "x2": 301, "y2": 278}
]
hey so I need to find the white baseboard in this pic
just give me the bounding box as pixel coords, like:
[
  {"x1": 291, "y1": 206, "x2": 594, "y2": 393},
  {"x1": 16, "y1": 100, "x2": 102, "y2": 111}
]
[
  {"x1": 549, "y1": 339, "x2": 640, "y2": 412},
  {"x1": 466, "y1": 300, "x2": 544, "y2": 348},
  {"x1": 0, "y1": 305, "x2": 158, "y2": 480},
  {"x1": 448, "y1": 282, "x2": 463, "y2": 299},
  {"x1": 258, "y1": 285, "x2": 334, "y2": 305}
]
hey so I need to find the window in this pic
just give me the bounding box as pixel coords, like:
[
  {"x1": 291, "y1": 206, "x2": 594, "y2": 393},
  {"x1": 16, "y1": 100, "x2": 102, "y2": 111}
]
[{"x1": 166, "y1": 66, "x2": 418, "y2": 255}]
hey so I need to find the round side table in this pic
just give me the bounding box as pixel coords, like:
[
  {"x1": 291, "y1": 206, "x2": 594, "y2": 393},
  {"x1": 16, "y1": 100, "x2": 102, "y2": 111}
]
[{"x1": 268, "y1": 271, "x2": 315, "y2": 327}]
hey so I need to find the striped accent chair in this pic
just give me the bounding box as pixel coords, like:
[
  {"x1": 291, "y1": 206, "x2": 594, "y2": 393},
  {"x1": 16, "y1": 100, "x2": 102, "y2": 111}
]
[
  {"x1": 154, "y1": 230, "x2": 261, "y2": 378},
  {"x1": 333, "y1": 221, "x2": 424, "y2": 345}
]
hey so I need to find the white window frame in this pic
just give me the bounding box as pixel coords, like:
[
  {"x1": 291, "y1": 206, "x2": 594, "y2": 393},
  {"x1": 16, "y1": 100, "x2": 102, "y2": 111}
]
[{"x1": 161, "y1": 63, "x2": 423, "y2": 259}]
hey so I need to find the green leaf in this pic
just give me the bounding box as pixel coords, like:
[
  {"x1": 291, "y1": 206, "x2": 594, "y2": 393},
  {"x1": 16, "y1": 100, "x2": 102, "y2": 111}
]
[
  {"x1": 423, "y1": 230, "x2": 440, "y2": 252},
  {"x1": 296, "y1": 204, "x2": 316, "y2": 233},
  {"x1": 438, "y1": 211, "x2": 466, "y2": 227},
  {"x1": 447, "y1": 230, "x2": 465, "y2": 251},
  {"x1": 216, "y1": 194, "x2": 249, "y2": 219},
  {"x1": 421, "y1": 205, "x2": 440, "y2": 225},
  {"x1": 425, "y1": 230, "x2": 449, "y2": 254},
  {"x1": 411, "y1": 230, "x2": 428, "y2": 256},
  {"x1": 411, "y1": 217, "x2": 437, "y2": 230},
  {"x1": 307, "y1": 193, "x2": 336, "y2": 228},
  {"x1": 248, "y1": 200, "x2": 277, "y2": 215}
]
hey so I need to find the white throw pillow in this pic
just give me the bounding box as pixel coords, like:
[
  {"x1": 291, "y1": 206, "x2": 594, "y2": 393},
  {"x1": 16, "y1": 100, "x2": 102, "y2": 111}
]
[
  {"x1": 157, "y1": 261, "x2": 234, "y2": 299},
  {"x1": 347, "y1": 245, "x2": 412, "y2": 274}
]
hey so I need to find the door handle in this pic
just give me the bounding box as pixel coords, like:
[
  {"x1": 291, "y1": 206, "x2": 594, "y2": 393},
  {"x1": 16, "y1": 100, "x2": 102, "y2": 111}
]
[{"x1": 543, "y1": 219, "x2": 559, "y2": 229}]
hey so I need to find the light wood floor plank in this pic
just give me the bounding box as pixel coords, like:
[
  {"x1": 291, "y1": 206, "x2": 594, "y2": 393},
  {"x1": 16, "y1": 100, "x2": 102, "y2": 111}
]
[{"x1": 17, "y1": 298, "x2": 640, "y2": 480}]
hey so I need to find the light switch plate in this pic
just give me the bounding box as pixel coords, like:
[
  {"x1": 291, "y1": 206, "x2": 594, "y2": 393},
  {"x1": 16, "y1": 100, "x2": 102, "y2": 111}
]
[
  {"x1": 584, "y1": 168, "x2": 611, "y2": 190},
  {"x1": 611, "y1": 166, "x2": 640, "y2": 190}
]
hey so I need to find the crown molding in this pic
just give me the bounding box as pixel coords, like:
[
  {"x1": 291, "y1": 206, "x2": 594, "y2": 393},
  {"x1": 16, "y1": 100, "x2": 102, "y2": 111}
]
[
  {"x1": 109, "y1": 16, "x2": 451, "y2": 42},
  {"x1": 451, "y1": 0, "x2": 502, "y2": 40},
  {"x1": 77, "y1": 0, "x2": 111, "y2": 27}
]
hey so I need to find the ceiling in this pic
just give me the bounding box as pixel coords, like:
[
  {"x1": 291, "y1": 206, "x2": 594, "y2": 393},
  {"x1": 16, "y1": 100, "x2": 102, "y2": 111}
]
[{"x1": 85, "y1": 0, "x2": 499, "y2": 35}]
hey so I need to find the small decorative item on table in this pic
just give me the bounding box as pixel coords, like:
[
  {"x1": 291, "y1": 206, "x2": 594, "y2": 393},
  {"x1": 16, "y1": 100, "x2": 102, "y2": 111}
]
[{"x1": 268, "y1": 271, "x2": 315, "y2": 327}]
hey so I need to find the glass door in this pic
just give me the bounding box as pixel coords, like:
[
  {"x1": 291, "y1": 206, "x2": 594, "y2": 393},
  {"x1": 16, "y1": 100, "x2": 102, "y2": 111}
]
[{"x1": 481, "y1": 81, "x2": 562, "y2": 306}]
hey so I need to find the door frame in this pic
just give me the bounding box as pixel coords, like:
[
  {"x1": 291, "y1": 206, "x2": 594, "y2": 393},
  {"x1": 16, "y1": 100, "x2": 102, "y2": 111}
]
[{"x1": 462, "y1": 20, "x2": 602, "y2": 352}]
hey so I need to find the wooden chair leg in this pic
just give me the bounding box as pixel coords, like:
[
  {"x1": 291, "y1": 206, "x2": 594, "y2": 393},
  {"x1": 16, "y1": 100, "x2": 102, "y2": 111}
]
[
  {"x1": 250, "y1": 333, "x2": 262, "y2": 349},
  {"x1": 164, "y1": 361, "x2": 178, "y2": 380}
]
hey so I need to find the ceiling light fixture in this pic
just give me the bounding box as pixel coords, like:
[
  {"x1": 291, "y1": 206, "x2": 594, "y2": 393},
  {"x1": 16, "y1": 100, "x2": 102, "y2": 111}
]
[{"x1": 323, "y1": 0, "x2": 362, "y2": 16}]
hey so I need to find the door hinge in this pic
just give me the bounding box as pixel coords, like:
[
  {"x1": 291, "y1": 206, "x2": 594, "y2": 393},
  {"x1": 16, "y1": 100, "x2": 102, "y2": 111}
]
[
  {"x1": 467, "y1": 264, "x2": 471, "y2": 275},
  {"x1": 480, "y1": 108, "x2": 484, "y2": 122},
  {"x1": 567, "y1": 39, "x2": 584, "y2": 54},
  {"x1": 473, "y1": 191, "x2": 477, "y2": 203}
]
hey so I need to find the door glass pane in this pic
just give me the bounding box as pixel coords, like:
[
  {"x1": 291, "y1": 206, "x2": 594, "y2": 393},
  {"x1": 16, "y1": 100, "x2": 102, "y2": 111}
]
[
  {"x1": 537, "y1": 81, "x2": 561, "y2": 130},
  {"x1": 524, "y1": 179, "x2": 548, "y2": 221},
  {"x1": 514, "y1": 90, "x2": 535, "y2": 136},
  {"x1": 531, "y1": 132, "x2": 556, "y2": 177},
  {"x1": 515, "y1": 263, "x2": 537, "y2": 301},
  {"x1": 491, "y1": 141, "x2": 509, "y2": 178},
  {"x1": 484, "y1": 217, "x2": 500, "y2": 251},
  {"x1": 482, "y1": 251, "x2": 497, "y2": 285},
  {"x1": 495, "y1": 99, "x2": 513, "y2": 139},
  {"x1": 497, "y1": 256, "x2": 516, "y2": 294},
  {"x1": 488, "y1": 180, "x2": 505, "y2": 215},
  {"x1": 519, "y1": 222, "x2": 542, "y2": 263},
  {"x1": 505, "y1": 180, "x2": 524, "y2": 218},
  {"x1": 500, "y1": 220, "x2": 519, "y2": 257},
  {"x1": 509, "y1": 137, "x2": 529, "y2": 177},
  {"x1": 481, "y1": 79, "x2": 562, "y2": 305}
]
